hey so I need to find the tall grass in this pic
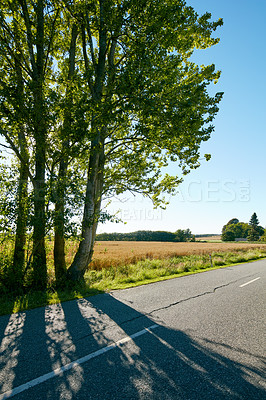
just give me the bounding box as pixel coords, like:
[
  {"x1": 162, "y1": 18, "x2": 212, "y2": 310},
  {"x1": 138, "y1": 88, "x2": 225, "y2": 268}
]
[
  {"x1": 84, "y1": 248, "x2": 266, "y2": 291},
  {"x1": 0, "y1": 235, "x2": 15, "y2": 294}
]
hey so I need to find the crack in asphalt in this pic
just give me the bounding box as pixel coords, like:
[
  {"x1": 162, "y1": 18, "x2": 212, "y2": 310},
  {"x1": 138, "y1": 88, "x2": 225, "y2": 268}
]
[
  {"x1": 75, "y1": 274, "x2": 259, "y2": 344},
  {"x1": 114, "y1": 273, "x2": 259, "y2": 318},
  {"x1": 147, "y1": 279, "x2": 241, "y2": 314}
]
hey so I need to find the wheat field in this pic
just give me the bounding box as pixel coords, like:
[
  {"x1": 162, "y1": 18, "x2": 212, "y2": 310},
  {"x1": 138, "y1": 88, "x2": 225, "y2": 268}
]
[{"x1": 85, "y1": 241, "x2": 266, "y2": 269}]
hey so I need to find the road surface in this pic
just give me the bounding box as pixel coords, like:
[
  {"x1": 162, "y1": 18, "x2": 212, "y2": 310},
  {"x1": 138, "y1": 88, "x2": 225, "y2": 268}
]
[{"x1": 0, "y1": 260, "x2": 265, "y2": 399}]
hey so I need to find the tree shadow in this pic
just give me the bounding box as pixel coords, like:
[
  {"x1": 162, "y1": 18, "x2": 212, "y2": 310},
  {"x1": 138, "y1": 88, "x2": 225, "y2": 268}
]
[{"x1": 0, "y1": 293, "x2": 265, "y2": 399}]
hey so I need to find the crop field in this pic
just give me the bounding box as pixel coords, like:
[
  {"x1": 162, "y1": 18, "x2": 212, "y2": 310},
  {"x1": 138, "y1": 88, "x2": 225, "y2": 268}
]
[
  {"x1": 196, "y1": 235, "x2": 221, "y2": 241},
  {"x1": 86, "y1": 241, "x2": 266, "y2": 270}
]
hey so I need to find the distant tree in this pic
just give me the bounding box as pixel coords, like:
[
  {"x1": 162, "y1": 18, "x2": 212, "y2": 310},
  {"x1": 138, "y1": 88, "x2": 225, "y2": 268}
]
[
  {"x1": 221, "y1": 230, "x2": 235, "y2": 242},
  {"x1": 249, "y1": 213, "x2": 259, "y2": 228},
  {"x1": 222, "y1": 218, "x2": 239, "y2": 233},
  {"x1": 175, "y1": 229, "x2": 193, "y2": 242},
  {"x1": 247, "y1": 213, "x2": 261, "y2": 241},
  {"x1": 232, "y1": 222, "x2": 249, "y2": 238},
  {"x1": 221, "y1": 221, "x2": 249, "y2": 241},
  {"x1": 227, "y1": 218, "x2": 239, "y2": 225},
  {"x1": 247, "y1": 228, "x2": 260, "y2": 242},
  {"x1": 259, "y1": 229, "x2": 266, "y2": 242},
  {"x1": 258, "y1": 226, "x2": 265, "y2": 236}
]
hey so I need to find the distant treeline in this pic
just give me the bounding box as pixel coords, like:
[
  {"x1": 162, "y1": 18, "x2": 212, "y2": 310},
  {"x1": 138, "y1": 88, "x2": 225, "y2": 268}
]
[
  {"x1": 195, "y1": 234, "x2": 220, "y2": 238},
  {"x1": 96, "y1": 229, "x2": 195, "y2": 242}
]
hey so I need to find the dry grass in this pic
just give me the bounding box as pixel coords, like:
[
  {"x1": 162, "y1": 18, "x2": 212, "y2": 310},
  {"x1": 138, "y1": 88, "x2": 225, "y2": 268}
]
[
  {"x1": 89, "y1": 241, "x2": 266, "y2": 270},
  {"x1": 196, "y1": 235, "x2": 221, "y2": 241}
]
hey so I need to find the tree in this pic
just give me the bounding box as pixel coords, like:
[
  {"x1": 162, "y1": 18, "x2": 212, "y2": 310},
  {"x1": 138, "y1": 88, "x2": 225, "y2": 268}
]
[
  {"x1": 66, "y1": 0, "x2": 223, "y2": 281},
  {"x1": 247, "y1": 212, "x2": 262, "y2": 242},
  {"x1": 175, "y1": 229, "x2": 193, "y2": 242},
  {"x1": 227, "y1": 218, "x2": 239, "y2": 226},
  {"x1": 221, "y1": 230, "x2": 235, "y2": 242},
  {"x1": 0, "y1": 3, "x2": 31, "y2": 289},
  {"x1": 222, "y1": 218, "x2": 239, "y2": 234},
  {"x1": 249, "y1": 212, "x2": 259, "y2": 228},
  {"x1": 247, "y1": 229, "x2": 259, "y2": 242},
  {"x1": 259, "y1": 229, "x2": 266, "y2": 242},
  {"x1": 53, "y1": 23, "x2": 79, "y2": 287},
  {"x1": 0, "y1": 0, "x2": 61, "y2": 289},
  {"x1": 234, "y1": 222, "x2": 250, "y2": 238},
  {"x1": 221, "y1": 222, "x2": 249, "y2": 241}
]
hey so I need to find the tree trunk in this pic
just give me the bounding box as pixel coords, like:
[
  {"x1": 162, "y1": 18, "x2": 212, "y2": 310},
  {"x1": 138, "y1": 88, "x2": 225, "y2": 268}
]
[
  {"x1": 53, "y1": 158, "x2": 68, "y2": 285},
  {"x1": 11, "y1": 51, "x2": 30, "y2": 291},
  {"x1": 12, "y1": 145, "x2": 29, "y2": 290},
  {"x1": 32, "y1": 99, "x2": 47, "y2": 289},
  {"x1": 54, "y1": 24, "x2": 78, "y2": 287},
  {"x1": 67, "y1": 1, "x2": 107, "y2": 282},
  {"x1": 67, "y1": 138, "x2": 105, "y2": 281},
  {"x1": 31, "y1": 0, "x2": 47, "y2": 290}
]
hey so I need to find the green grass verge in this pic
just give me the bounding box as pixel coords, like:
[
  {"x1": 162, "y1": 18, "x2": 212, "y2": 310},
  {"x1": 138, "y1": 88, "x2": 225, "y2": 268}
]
[{"x1": 1, "y1": 249, "x2": 266, "y2": 316}]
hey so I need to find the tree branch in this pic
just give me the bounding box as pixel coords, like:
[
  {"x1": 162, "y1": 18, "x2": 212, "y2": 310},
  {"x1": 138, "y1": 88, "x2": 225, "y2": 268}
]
[
  {"x1": 81, "y1": 24, "x2": 95, "y2": 95},
  {"x1": 85, "y1": 12, "x2": 97, "y2": 69},
  {"x1": 0, "y1": 33, "x2": 33, "y2": 77},
  {"x1": 0, "y1": 142, "x2": 12, "y2": 150},
  {"x1": 44, "y1": 7, "x2": 60, "y2": 75},
  {"x1": 19, "y1": 0, "x2": 37, "y2": 76},
  {"x1": 0, "y1": 128, "x2": 34, "y2": 184}
]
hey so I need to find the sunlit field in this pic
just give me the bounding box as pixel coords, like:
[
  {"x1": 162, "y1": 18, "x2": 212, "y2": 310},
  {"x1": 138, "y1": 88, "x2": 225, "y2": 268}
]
[
  {"x1": 88, "y1": 241, "x2": 266, "y2": 270},
  {"x1": 196, "y1": 235, "x2": 221, "y2": 241},
  {"x1": 2, "y1": 237, "x2": 266, "y2": 272}
]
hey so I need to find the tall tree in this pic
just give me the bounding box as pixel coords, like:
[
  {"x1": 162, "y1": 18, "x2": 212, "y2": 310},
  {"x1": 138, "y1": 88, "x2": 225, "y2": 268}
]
[
  {"x1": 0, "y1": 0, "x2": 60, "y2": 289},
  {"x1": 11, "y1": 50, "x2": 30, "y2": 289},
  {"x1": 53, "y1": 22, "x2": 79, "y2": 286},
  {"x1": 66, "y1": 0, "x2": 223, "y2": 281},
  {"x1": 249, "y1": 212, "x2": 259, "y2": 228},
  {"x1": 0, "y1": 2, "x2": 31, "y2": 289},
  {"x1": 247, "y1": 212, "x2": 261, "y2": 242}
]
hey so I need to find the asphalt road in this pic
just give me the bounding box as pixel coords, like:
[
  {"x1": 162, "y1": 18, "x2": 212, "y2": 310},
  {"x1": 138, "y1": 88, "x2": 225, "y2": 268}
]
[{"x1": 0, "y1": 260, "x2": 265, "y2": 400}]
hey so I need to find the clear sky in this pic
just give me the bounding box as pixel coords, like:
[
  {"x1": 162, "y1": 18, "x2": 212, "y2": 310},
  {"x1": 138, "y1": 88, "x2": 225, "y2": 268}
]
[{"x1": 100, "y1": 0, "x2": 266, "y2": 235}]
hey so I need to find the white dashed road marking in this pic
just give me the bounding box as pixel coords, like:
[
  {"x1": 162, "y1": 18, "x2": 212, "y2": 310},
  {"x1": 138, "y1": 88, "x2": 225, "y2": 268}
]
[{"x1": 239, "y1": 277, "x2": 261, "y2": 288}]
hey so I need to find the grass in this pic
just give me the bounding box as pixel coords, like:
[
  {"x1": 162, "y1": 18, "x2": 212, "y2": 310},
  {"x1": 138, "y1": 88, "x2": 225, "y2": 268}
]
[
  {"x1": 84, "y1": 248, "x2": 266, "y2": 290},
  {"x1": 1, "y1": 245, "x2": 266, "y2": 316}
]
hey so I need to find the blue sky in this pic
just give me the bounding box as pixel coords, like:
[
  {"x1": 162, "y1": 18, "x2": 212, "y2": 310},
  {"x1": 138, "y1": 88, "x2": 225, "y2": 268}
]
[{"x1": 99, "y1": 0, "x2": 266, "y2": 235}]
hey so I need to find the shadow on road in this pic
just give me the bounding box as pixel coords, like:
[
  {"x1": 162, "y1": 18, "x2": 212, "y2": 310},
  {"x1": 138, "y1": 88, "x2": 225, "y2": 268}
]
[{"x1": 0, "y1": 293, "x2": 265, "y2": 399}]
